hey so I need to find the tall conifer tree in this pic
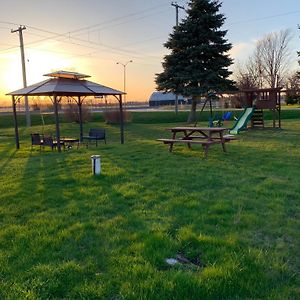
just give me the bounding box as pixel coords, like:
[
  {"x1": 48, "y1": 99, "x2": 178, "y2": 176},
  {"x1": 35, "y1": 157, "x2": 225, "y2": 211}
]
[{"x1": 156, "y1": 0, "x2": 235, "y2": 123}]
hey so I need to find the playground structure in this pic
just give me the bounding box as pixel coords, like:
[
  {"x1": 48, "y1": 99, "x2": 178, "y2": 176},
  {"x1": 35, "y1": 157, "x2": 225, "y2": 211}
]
[
  {"x1": 194, "y1": 87, "x2": 282, "y2": 133},
  {"x1": 226, "y1": 87, "x2": 282, "y2": 134},
  {"x1": 240, "y1": 87, "x2": 282, "y2": 129}
]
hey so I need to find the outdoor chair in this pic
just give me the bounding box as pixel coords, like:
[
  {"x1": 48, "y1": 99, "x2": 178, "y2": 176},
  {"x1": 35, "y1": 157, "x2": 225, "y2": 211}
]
[
  {"x1": 83, "y1": 128, "x2": 106, "y2": 147},
  {"x1": 30, "y1": 133, "x2": 43, "y2": 150},
  {"x1": 43, "y1": 135, "x2": 64, "y2": 151}
]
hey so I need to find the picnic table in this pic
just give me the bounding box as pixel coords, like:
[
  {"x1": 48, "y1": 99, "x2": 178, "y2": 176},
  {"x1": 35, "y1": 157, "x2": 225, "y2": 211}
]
[
  {"x1": 157, "y1": 127, "x2": 235, "y2": 158},
  {"x1": 60, "y1": 137, "x2": 80, "y2": 149}
]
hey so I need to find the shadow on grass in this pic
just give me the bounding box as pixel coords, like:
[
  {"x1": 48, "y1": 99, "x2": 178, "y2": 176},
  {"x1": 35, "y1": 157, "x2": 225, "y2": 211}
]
[
  {"x1": 0, "y1": 121, "x2": 299, "y2": 298},
  {"x1": 0, "y1": 146, "x2": 156, "y2": 298}
]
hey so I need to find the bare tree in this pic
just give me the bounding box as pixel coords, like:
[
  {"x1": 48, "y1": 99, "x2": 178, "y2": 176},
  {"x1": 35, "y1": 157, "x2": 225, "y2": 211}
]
[
  {"x1": 285, "y1": 71, "x2": 300, "y2": 90},
  {"x1": 285, "y1": 71, "x2": 300, "y2": 104},
  {"x1": 297, "y1": 25, "x2": 300, "y2": 72},
  {"x1": 235, "y1": 29, "x2": 292, "y2": 89},
  {"x1": 234, "y1": 59, "x2": 261, "y2": 89},
  {"x1": 257, "y1": 29, "x2": 292, "y2": 87},
  {"x1": 298, "y1": 49, "x2": 300, "y2": 72}
]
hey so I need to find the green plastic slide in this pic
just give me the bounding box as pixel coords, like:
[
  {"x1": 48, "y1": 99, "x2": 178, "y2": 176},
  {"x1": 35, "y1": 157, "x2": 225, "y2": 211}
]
[{"x1": 229, "y1": 107, "x2": 255, "y2": 134}]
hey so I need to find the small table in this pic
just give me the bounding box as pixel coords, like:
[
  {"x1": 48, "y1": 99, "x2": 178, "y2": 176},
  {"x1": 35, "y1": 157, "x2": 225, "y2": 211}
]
[
  {"x1": 61, "y1": 138, "x2": 79, "y2": 149},
  {"x1": 158, "y1": 127, "x2": 229, "y2": 158}
]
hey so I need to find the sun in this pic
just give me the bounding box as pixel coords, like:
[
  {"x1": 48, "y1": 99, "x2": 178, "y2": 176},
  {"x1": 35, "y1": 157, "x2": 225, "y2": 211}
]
[
  {"x1": 0, "y1": 41, "x2": 76, "y2": 102},
  {"x1": 25, "y1": 44, "x2": 74, "y2": 84}
]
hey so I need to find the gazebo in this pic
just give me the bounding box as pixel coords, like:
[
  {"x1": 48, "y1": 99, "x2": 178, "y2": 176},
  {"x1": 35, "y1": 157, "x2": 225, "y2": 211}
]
[{"x1": 7, "y1": 71, "x2": 125, "y2": 151}]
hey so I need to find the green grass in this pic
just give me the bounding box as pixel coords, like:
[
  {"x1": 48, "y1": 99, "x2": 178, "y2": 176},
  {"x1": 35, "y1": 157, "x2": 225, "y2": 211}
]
[{"x1": 0, "y1": 114, "x2": 299, "y2": 299}]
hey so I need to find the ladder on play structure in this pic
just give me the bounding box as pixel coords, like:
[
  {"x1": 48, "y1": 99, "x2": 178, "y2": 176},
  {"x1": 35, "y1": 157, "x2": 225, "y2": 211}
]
[{"x1": 251, "y1": 109, "x2": 264, "y2": 128}]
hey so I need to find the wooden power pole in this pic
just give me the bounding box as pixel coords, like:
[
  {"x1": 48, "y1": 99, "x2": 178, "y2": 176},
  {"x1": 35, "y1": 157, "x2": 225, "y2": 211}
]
[
  {"x1": 171, "y1": 2, "x2": 184, "y2": 115},
  {"x1": 11, "y1": 25, "x2": 31, "y2": 127}
]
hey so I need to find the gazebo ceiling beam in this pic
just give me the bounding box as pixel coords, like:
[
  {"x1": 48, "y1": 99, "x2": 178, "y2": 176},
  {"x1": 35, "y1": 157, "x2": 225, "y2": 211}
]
[
  {"x1": 48, "y1": 95, "x2": 63, "y2": 103},
  {"x1": 11, "y1": 95, "x2": 23, "y2": 105},
  {"x1": 73, "y1": 95, "x2": 86, "y2": 105}
]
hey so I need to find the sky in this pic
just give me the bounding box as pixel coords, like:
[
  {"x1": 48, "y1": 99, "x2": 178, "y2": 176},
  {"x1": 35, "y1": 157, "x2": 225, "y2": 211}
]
[{"x1": 0, "y1": 0, "x2": 299, "y2": 103}]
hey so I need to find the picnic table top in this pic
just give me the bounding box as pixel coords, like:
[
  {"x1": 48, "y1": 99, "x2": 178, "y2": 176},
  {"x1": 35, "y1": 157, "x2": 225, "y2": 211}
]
[{"x1": 166, "y1": 126, "x2": 228, "y2": 132}]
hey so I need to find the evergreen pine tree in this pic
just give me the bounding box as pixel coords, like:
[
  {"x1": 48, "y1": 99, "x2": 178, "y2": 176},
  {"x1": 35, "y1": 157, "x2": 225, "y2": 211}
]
[{"x1": 156, "y1": 0, "x2": 235, "y2": 123}]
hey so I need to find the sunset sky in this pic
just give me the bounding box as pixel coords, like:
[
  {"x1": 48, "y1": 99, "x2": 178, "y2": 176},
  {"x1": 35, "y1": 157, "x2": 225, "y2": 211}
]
[{"x1": 0, "y1": 0, "x2": 299, "y2": 103}]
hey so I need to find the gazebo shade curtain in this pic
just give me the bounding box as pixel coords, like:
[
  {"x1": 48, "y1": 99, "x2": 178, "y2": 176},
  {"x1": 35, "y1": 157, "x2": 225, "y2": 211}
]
[{"x1": 7, "y1": 71, "x2": 125, "y2": 151}]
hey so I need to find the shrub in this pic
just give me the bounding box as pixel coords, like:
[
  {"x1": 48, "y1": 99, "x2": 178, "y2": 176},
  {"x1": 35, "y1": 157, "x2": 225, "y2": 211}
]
[
  {"x1": 63, "y1": 104, "x2": 91, "y2": 123},
  {"x1": 103, "y1": 109, "x2": 132, "y2": 124},
  {"x1": 31, "y1": 102, "x2": 40, "y2": 111},
  {"x1": 286, "y1": 95, "x2": 300, "y2": 105}
]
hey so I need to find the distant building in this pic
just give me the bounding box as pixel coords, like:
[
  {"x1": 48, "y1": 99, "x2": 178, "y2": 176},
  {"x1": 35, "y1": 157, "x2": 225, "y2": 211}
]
[{"x1": 149, "y1": 91, "x2": 186, "y2": 106}]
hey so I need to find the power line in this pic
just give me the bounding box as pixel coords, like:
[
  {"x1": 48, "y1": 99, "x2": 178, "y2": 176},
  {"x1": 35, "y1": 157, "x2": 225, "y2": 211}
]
[
  {"x1": 227, "y1": 10, "x2": 300, "y2": 26},
  {"x1": 1, "y1": 26, "x2": 165, "y2": 64},
  {"x1": 0, "y1": 5, "x2": 170, "y2": 57},
  {"x1": 2, "y1": 6, "x2": 298, "y2": 69},
  {"x1": 0, "y1": 22, "x2": 165, "y2": 62},
  {"x1": 61, "y1": 3, "x2": 170, "y2": 37},
  {"x1": 1, "y1": 7, "x2": 297, "y2": 58},
  {"x1": 20, "y1": 3, "x2": 170, "y2": 43}
]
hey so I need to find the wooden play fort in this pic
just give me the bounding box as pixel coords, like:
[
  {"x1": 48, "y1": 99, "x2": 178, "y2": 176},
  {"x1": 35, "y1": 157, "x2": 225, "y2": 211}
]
[{"x1": 241, "y1": 87, "x2": 282, "y2": 129}]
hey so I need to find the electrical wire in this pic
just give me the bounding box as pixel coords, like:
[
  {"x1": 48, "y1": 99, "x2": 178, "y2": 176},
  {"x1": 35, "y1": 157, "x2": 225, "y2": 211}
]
[
  {"x1": 0, "y1": 5, "x2": 170, "y2": 59},
  {"x1": 227, "y1": 10, "x2": 300, "y2": 26},
  {"x1": 0, "y1": 5, "x2": 298, "y2": 65}
]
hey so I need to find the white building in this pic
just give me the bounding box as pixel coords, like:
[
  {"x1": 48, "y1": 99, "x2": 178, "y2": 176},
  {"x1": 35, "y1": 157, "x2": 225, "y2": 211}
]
[{"x1": 149, "y1": 91, "x2": 186, "y2": 106}]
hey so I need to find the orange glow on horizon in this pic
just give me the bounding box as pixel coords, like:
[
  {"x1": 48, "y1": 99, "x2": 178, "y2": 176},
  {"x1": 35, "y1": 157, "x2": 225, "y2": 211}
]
[{"x1": 0, "y1": 41, "x2": 159, "y2": 105}]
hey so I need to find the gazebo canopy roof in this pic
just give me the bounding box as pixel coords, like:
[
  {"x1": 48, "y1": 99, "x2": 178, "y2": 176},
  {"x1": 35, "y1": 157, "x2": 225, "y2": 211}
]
[
  {"x1": 44, "y1": 70, "x2": 91, "y2": 79},
  {"x1": 7, "y1": 70, "x2": 125, "y2": 97}
]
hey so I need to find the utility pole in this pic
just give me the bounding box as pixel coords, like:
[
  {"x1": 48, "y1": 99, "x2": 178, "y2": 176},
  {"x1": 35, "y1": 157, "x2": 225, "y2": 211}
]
[
  {"x1": 172, "y1": 2, "x2": 184, "y2": 27},
  {"x1": 171, "y1": 2, "x2": 184, "y2": 114},
  {"x1": 11, "y1": 25, "x2": 30, "y2": 127}
]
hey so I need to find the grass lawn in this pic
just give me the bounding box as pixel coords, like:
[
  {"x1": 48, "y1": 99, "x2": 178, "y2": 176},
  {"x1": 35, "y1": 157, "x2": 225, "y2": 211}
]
[{"x1": 0, "y1": 113, "x2": 299, "y2": 299}]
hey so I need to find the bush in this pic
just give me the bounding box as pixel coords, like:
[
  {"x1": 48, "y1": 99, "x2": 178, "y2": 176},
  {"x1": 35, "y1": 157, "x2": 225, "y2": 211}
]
[
  {"x1": 286, "y1": 95, "x2": 300, "y2": 105},
  {"x1": 63, "y1": 104, "x2": 91, "y2": 123},
  {"x1": 103, "y1": 109, "x2": 132, "y2": 124},
  {"x1": 31, "y1": 102, "x2": 40, "y2": 111}
]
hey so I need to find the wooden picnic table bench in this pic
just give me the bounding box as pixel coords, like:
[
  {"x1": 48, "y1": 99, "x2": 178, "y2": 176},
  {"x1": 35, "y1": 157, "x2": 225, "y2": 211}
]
[{"x1": 157, "y1": 127, "x2": 235, "y2": 158}]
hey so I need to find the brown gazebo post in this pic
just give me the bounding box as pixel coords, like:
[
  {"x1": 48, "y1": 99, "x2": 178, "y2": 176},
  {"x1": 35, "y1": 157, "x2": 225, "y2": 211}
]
[
  {"x1": 53, "y1": 94, "x2": 62, "y2": 152},
  {"x1": 77, "y1": 96, "x2": 84, "y2": 142},
  {"x1": 119, "y1": 94, "x2": 124, "y2": 144},
  {"x1": 12, "y1": 95, "x2": 20, "y2": 149}
]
